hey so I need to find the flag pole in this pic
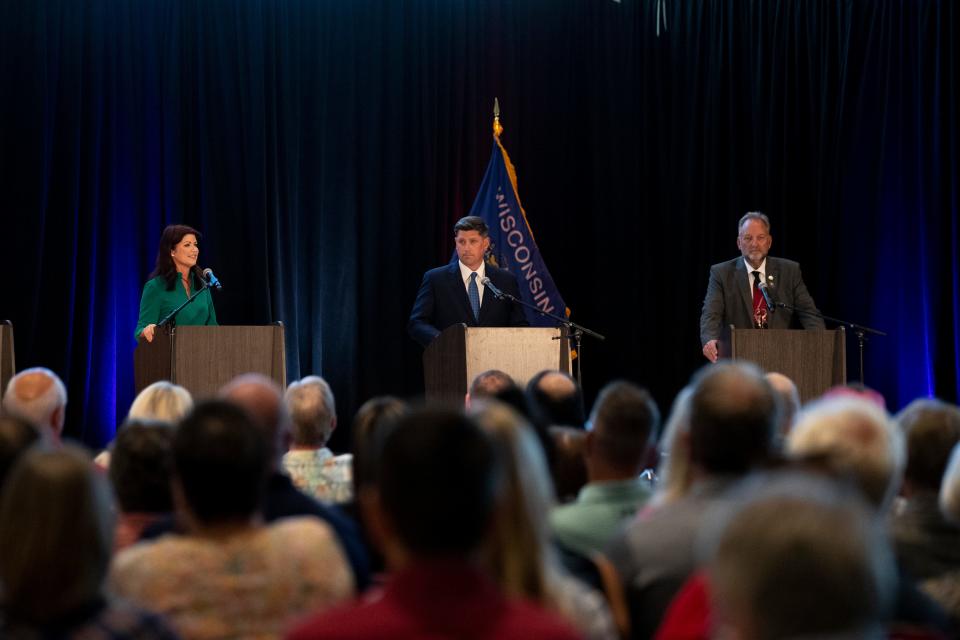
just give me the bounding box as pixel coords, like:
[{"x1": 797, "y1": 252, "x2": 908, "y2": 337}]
[{"x1": 493, "y1": 97, "x2": 503, "y2": 139}]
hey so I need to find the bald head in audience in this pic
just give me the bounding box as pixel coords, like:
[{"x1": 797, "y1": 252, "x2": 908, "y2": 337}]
[
  {"x1": 219, "y1": 374, "x2": 288, "y2": 469},
  {"x1": 2, "y1": 368, "x2": 67, "y2": 442},
  {"x1": 466, "y1": 369, "x2": 515, "y2": 407},
  {"x1": 527, "y1": 370, "x2": 585, "y2": 428}
]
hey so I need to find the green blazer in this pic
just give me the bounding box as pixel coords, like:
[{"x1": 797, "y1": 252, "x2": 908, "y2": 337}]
[{"x1": 134, "y1": 274, "x2": 218, "y2": 341}]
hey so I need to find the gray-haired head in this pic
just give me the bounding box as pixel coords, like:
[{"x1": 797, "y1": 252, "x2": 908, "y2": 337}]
[{"x1": 284, "y1": 375, "x2": 337, "y2": 447}]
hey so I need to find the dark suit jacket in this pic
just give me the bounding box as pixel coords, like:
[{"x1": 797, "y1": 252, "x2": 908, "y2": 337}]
[
  {"x1": 408, "y1": 262, "x2": 529, "y2": 347},
  {"x1": 699, "y1": 256, "x2": 824, "y2": 346}
]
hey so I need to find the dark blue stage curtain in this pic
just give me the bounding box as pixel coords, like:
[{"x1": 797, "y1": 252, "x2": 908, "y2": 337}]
[{"x1": 0, "y1": 1, "x2": 956, "y2": 448}]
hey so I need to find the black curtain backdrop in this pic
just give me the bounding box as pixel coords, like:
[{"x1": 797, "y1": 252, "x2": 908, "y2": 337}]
[{"x1": 1, "y1": 0, "x2": 957, "y2": 449}]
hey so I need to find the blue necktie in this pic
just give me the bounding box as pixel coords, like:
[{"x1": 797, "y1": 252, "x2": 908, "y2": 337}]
[{"x1": 468, "y1": 272, "x2": 480, "y2": 321}]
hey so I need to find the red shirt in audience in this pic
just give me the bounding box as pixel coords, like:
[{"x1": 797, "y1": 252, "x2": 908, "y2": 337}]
[{"x1": 286, "y1": 557, "x2": 582, "y2": 640}]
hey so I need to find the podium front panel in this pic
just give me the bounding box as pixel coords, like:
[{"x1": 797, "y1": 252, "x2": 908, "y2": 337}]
[
  {"x1": 464, "y1": 327, "x2": 568, "y2": 390},
  {"x1": 173, "y1": 326, "x2": 286, "y2": 399},
  {"x1": 424, "y1": 325, "x2": 570, "y2": 402},
  {"x1": 135, "y1": 325, "x2": 285, "y2": 398},
  {"x1": 725, "y1": 328, "x2": 846, "y2": 403}
]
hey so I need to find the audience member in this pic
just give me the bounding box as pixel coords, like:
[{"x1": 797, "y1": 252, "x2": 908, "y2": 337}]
[
  {"x1": 351, "y1": 395, "x2": 407, "y2": 496},
  {"x1": 218, "y1": 373, "x2": 371, "y2": 591},
  {"x1": 494, "y1": 381, "x2": 557, "y2": 470},
  {"x1": 0, "y1": 413, "x2": 41, "y2": 487},
  {"x1": 607, "y1": 361, "x2": 777, "y2": 639},
  {"x1": 95, "y1": 381, "x2": 192, "y2": 469},
  {"x1": 110, "y1": 400, "x2": 353, "y2": 638},
  {"x1": 654, "y1": 394, "x2": 946, "y2": 639},
  {"x1": 707, "y1": 473, "x2": 896, "y2": 640},
  {"x1": 0, "y1": 446, "x2": 178, "y2": 638},
  {"x1": 286, "y1": 406, "x2": 581, "y2": 640},
  {"x1": 764, "y1": 371, "x2": 800, "y2": 445},
  {"x1": 282, "y1": 375, "x2": 352, "y2": 504},
  {"x1": 550, "y1": 426, "x2": 588, "y2": 503},
  {"x1": 528, "y1": 370, "x2": 586, "y2": 429},
  {"x1": 923, "y1": 440, "x2": 960, "y2": 625},
  {"x1": 788, "y1": 396, "x2": 904, "y2": 510},
  {"x1": 891, "y1": 399, "x2": 960, "y2": 583},
  {"x1": 348, "y1": 395, "x2": 407, "y2": 574},
  {"x1": 2, "y1": 366, "x2": 67, "y2": 442},
  {"x1": 128, "y1": 380, "x2": 194, "y2": 422},
  {"x1": 787, "y1": 395, "x2": 952, "y2": 636},
  {"x1": 648, "y1": 386, "x2": 694, "y2": 510},
  {"x1": 467, "y1": 369, "x2": 516, "y2": 406},
  {"x1": 551, "y1": 381, "x2": 659, "y2": 557},
  {"x1": 472, "y1": 401, "x2": 617, "y2": 640},
  {"x1": 108, "y1": 419, "x2": 176, "y2": 551},
  {"x1": 822, "y1": 382, "x2": 888, "y2": 410}
]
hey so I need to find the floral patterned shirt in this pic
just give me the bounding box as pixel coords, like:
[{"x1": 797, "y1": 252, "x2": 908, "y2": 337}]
[{"x1": 281, "y1": 448, "x2": 353, "y2": 505}]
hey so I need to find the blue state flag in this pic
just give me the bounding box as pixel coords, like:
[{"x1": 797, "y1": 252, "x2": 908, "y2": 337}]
[{"x1": 466, "y1": 137, "x2": 569, "y2": 327}]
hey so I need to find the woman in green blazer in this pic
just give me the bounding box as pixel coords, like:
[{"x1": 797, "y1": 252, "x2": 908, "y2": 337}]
[{"x1": 135, "y1": 225, "x2": 218, "y2": 342}]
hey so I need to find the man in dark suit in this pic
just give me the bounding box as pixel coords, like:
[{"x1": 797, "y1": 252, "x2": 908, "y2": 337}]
[
  {"x1": 408, "y1": 216, "x2": 529, "y2": 347},
  {"x1": 700, "y1": 212, "x2": 824, "y2": 362}
]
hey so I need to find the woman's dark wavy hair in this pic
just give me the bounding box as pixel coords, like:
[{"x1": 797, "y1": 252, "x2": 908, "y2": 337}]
[{"x1": 149, "y1": 224, "x2": 203, "y2": 291}]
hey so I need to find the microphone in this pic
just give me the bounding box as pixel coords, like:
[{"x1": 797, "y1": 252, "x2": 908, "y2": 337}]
[
  {"x1": 480, "y1": 276, "x2": 507, "y2": 300},
  {"x1": 202, "y1": 268, "x2": 222, "y2": 290},
  {"x1": 757, "y1": 281, "x2": 776, "y2": 312}
]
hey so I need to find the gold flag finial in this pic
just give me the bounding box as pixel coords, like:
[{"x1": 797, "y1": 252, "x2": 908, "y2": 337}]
[{"x1": 493, "y1": 97, "x2": 503, "y2": 139}]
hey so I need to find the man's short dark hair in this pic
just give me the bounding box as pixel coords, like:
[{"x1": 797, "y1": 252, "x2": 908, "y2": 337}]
[
  {"x1": 470, "y1": 370, "x2": 515, "y2": 400},
  {"x1": 109, "y1": 420, "x2": 175, "y2": 513},
  {"x1": 375, "y1": 407, "x2": 499, "y2": 556},
  {"x1": 897, "y1": 398, "x2": 960, "y2": 492},
  {"x1": 591, "y1": 380, "x2": 660, "y2": 470},
  {"x1": 688, "y1": 362, "x2": 777, "y2": 475},
  {"x1": 173, "y1": 400, "x2": 270, "y2": 524},
  {"x1": 453, "y1": 215, "x2": 489, "y2": 237},
  {"x1": 526, "y1": 370, "x2": 585, "y2": 428}
]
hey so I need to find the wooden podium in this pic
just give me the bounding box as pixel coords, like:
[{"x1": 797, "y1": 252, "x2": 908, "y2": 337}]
[
  {"x1": 0, "y1": 321, "x2": 14, "y2": 396},
  {"x1": 134, "y1": 325, "x2": 286, "y2": 399},
  {"x1": 718, "y1": 326, "x2": 846, "y2": 403},
  {"x1": 424, "y1": 325, "x2": 571, "y2": 402}
]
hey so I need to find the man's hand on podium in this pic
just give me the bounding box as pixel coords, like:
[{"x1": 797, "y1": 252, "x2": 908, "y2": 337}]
[{"x1": 702, "y1": 339, "x2": 719, "y2": 363}]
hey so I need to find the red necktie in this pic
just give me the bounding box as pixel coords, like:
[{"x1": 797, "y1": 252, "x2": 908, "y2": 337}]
[{"x1": 752, "y1": 270, "x2": 768, "y2": 328}]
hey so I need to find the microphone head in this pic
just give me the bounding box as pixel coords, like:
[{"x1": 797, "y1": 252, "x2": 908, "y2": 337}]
[
  {"x1": 480, "y1": 276, "x2": 492, "y2": 286},
  {"x1": 201, "y1": 267, "x2": 222, "y2": 289}
]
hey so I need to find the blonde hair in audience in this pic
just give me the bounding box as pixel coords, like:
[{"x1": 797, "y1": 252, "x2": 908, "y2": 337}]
[
  {"x1": 651, "y1": 385, "x2": 694, "y2": 507},
  {"x1": 470, "y1": 401, "x2": 555, "y2": 603},
  {"x1": 128, "y1": 380, "x2": 193, "y2": 423},
  {"x1": 0, "y1": 446, "x2": 115, "y2": 623}
]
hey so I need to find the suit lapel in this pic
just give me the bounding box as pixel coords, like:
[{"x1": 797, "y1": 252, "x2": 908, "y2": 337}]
[
  {"x1": 764, "y1": 259, "x2": 781, "y2": 327},
  {"x1": 447, "y1": 263, "x2": 476, "y2": 323},
  {"x1": 734, "y1": 258, "x2": 754, "y2": 321},
  {"x1": 477, "y1": 267, "x2": 499, "y2": 323}
]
